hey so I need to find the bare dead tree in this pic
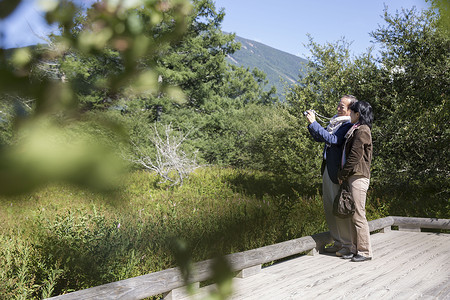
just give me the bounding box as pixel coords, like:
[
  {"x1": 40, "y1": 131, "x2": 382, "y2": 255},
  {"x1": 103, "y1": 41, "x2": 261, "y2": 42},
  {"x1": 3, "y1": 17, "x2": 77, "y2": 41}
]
[
  {"x1": 33, "y1": 40, "x2": 69, "y2": 82},
  {"x1": 130, "y1": 123, "x2": 199, "y2": 186}
]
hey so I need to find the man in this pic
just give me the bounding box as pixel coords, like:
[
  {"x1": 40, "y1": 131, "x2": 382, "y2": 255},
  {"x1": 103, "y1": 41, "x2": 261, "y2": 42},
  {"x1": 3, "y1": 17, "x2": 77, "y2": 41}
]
[{"x1": 305, "y1": 95, "x2": 357, "y2": 256}]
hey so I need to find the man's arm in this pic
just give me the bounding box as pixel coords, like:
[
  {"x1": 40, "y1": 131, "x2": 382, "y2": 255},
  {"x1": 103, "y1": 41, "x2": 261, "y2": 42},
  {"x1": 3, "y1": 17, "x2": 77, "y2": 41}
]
[
  {"x1": 307, "y1": 122, "x2": 326, "y2": 142},
  {"x1": 308, "y1": 121, "x2": 351, "y2": 146}
]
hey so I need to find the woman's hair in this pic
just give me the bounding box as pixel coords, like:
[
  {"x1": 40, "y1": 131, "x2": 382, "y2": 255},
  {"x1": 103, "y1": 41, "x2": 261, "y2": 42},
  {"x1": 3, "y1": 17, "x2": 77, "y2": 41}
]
[{"x1": 350, "y1": 101, "x2": 374, "y2": 129}]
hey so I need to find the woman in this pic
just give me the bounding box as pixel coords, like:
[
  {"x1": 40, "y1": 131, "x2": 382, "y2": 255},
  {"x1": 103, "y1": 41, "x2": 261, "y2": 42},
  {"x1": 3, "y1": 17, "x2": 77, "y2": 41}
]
[{"x1": 338, "y1": 101, "x2": 374, "y2": 262}]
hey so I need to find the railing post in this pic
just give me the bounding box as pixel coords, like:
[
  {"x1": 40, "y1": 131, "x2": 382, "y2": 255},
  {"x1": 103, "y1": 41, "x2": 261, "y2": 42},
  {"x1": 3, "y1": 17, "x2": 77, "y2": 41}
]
[
  {"x1": 398, "y1": 225, "x2": 421, "y2": 232},
  {"x1": 307, "y1": 248, "x2": 319, "y2": 256},
  {"x1": 237, "y1": 265, "x2": 262, "y2": 278},
  {"x1": 163, "y1": 282, "x2": 200, "y2": 300},
  {"x1": 381, "y1": 226, "x2": 391, "y2": 233}
]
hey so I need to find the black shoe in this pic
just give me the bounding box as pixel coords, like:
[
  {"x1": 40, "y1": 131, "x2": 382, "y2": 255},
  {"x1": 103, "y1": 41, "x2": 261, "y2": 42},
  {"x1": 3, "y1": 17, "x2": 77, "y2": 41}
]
[
  {"x1": 351, "y1": 254, "x2": 372, "y2": 262},
  {"x1": 324, "y1": 245, "x2": 341, "y2": 253},
  {"x1": 336, "y1": 247, "x2": 352, "y2": 257}
]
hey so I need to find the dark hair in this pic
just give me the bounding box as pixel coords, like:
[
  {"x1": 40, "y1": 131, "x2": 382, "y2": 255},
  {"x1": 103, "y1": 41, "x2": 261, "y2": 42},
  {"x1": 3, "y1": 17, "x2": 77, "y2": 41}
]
[{"x1": 350, "y1": 101, "x2": 373, "y2": 129}]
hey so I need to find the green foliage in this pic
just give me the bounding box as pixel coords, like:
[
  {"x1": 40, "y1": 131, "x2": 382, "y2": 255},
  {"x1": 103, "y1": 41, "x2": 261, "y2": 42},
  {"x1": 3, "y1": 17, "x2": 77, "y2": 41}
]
[
  {"x1": 1, "y1": 167, "x2": 358, "y2": 298},
  {"x1": 368, "y1": 7, "x2": 449, "y2": 218},
  {"x1": 427, "y1": 0, "x2": 450, "y2": 34},
  {"x1": 0, "y1": 231, "x2": 38, "y2": 299},
  {"x1": 1, "y1": 0, "x2": 281, "y2": 198},
  {"x1": 0, "y1": 116, "x2": 127, "y2": 195},
  {"x1": 286, "y1": 35, "x2": 379, "y2": 117},
  {"x1": 209, "y1": 104, "x2": 322, "y2": 193},
  {"x1": 121, "y1": 99, "x2": 325, "y2": 195},
  {"x1": 223, "y1": 65, "x2": 277, "y2": 105},
  {"x1": 0, "y1": 2, "x2": 448, "y2": 299},
  {"x1": 287, "y1": 7, "x2": 449, "y2": 218},
  {"x1": 0, "y1": 0, "x2": 193, "y2": 195},
  {"x1": 141, "y1": 0, "x2": 239, "y2": 109},
  {"x1": 0, "y1": 97, "x2": 14, "y2": 146}
]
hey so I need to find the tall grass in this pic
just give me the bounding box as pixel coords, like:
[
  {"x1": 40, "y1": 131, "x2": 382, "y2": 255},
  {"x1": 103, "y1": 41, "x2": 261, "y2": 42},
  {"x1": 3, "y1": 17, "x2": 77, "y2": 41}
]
[{"x1": 0, "y1": 167, "x2": 384, "y2": 299}]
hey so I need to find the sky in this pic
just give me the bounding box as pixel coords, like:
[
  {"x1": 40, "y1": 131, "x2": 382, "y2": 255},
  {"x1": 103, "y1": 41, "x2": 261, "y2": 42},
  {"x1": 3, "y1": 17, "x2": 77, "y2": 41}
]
[{"x1": 1, "y1": 0, "x2": 431, "y2": 57}]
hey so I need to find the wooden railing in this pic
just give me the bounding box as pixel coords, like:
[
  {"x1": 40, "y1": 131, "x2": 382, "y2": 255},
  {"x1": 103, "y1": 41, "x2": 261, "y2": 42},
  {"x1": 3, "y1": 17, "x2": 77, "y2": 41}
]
[{"x1": 46, "y1": 216, "x2": 450, "y2": 300}]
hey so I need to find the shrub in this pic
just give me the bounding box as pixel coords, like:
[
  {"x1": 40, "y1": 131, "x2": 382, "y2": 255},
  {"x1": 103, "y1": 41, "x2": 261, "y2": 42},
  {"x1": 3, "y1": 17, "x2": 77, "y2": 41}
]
[{"x1": 0, "y1": 167, "x2": 385, "y2": 298}]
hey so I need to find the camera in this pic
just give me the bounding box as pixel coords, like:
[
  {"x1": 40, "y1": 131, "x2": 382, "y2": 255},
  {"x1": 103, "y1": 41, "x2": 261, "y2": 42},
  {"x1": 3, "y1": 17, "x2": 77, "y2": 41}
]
[{"x1": 303, "y1": 109, "x2": 315, "y2": 116}]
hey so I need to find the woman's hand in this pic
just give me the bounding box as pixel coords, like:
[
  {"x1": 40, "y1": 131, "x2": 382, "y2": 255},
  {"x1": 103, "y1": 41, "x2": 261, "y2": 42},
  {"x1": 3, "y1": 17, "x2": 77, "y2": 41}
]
[
  {"x1": 306, "y1": 110, "x2": 316, "y2": 124},
  {"x1": 338, "y1": 179, "x2": 343, "y2": 185}
]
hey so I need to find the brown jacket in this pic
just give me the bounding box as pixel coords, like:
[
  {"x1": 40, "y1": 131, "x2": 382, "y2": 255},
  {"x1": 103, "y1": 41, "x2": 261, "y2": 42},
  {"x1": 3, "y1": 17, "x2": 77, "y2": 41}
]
[{"x1": 338, "y1": 124, "x2": 372, "y2": 181}]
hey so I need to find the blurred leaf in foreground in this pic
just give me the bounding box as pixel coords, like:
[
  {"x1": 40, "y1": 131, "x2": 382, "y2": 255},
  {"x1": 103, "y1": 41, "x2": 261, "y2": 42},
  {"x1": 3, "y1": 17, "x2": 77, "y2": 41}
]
[{"x1": 0, "y1": 0, "x2": 192, "y2": 195}]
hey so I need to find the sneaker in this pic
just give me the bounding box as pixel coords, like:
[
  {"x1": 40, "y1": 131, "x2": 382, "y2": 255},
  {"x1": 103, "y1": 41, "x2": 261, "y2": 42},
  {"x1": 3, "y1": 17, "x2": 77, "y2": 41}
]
[
  {"x1": 351, "y1": 254, "x2": 372, "y2": 262},
  {"x1": 342, "y1": 253, "x2": 354, "y2": 259},
  {"x1": 324, "y1": 244, "x2": 341, "y2": 253},
  {"x1": 336, "y1": 247, "x2": 352, "y2": 257}
]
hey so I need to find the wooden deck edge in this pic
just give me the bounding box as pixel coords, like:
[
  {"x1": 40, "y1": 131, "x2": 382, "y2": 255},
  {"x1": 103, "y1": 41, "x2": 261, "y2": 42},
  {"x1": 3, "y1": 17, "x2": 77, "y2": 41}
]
[
  {"x1": 391, "y1": 216, "x2": 450, "y2": 230},
  {"x1": 368, "y1": 216, "x2": 395, "y2": 232},
  {"x1": 45, "y1": 216, "x2": 448, "y2": 300},
  {"x1": 391, "y1": 216, "x2": 450, "y2": 232}
]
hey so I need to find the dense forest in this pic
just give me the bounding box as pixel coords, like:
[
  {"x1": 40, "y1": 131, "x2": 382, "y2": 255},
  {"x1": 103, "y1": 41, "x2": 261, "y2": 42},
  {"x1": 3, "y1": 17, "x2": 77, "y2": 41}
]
[{"x1": 0, "y1": 0, "x2": 448, "y2": 298}]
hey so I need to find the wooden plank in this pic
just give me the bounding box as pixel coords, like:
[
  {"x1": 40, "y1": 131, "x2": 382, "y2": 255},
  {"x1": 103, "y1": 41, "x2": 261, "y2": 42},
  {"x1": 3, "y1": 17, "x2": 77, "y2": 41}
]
[
  {"x1": 392, "y1": 216, "x2": 450, "y2": 230},
  {"x1": 236, "y1": 265, "x2": 261, "y2": 278},
  {"x1": 196, "y1": 231, "x2": 450, "y2": 300},
  {"x1": 47, "y1": 267, "x2": 186, "y2": 300},
  {"x1": 381, "y1": 225, "x2": 392, "y2": 233},
  {"x1": 175, "y1": 231, "x2": 450, "y2": 299},
  {"x1": 398, "y1": 224, "x2": 421, "y2": 232},
  {"x1": 228, "y1": 232, "x2": 402, "y2": 298},
  {"x1": 46, "y1": 217, "x2": 447, "y2": 300},
  {"x1": 225, "y1": 235, "x2": 317, "y2": 270},
  {"x1": 368, "y1": 216, "x2": 395, "y2": 232},
  {"x1": 45, "y1": 234, "x2": 322, "y2": 300},
  {"x1": 382, "y1": 233, "x2": 450, "y2": 298},
  {"x1": 306, "y1": 232, "x2": 449, "y2": 299},
  {"x1": 187, "y1": 231, "x2": 450, "y2": 299},
  {"x1": 163, "y1": 282, "x2": 199, "y2": 300},
  {"x1": 216, "y1": 231, "x2": 448, "y2": 300},
  {"x1": 335, "y1": 233, "x2": 450, "y2": 299},
  {"x1": 228, "y1": 255, "x2": 350, "y2": 299}
]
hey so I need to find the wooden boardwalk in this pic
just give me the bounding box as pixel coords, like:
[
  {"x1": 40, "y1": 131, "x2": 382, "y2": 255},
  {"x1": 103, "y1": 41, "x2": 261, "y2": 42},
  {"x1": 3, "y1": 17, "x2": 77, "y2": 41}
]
[
  {"x1": 187, "y1": 231, "x2": 450, "y2": 299},
  {"x1": 47, "y1": 217, "x2": 450, "y2": 300}
]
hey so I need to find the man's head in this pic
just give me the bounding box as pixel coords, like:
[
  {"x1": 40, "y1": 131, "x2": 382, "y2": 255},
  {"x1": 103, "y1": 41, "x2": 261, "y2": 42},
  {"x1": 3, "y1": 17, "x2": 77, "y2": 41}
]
[{"x1": 337, "y1": 95, "x2": 358, "y2": 117}]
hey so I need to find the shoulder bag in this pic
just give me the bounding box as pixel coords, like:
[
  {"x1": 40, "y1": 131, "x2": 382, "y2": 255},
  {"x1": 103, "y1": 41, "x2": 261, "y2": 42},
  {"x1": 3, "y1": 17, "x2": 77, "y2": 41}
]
[{"x1": 333, "y1": 180, "x2": 355, "y2": 218}]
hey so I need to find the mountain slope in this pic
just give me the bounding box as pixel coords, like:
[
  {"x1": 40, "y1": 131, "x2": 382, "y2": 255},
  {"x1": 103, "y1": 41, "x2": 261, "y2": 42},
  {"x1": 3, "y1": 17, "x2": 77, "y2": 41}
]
[{"x1": 226, "y1": 35, "x2": 308, "y2": 100}]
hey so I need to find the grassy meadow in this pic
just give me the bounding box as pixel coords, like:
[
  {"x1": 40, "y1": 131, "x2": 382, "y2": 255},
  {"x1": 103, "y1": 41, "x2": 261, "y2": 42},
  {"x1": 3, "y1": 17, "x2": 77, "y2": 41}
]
[{"x1": 1, "y1": 167, "x2": 387, "y2": 299}]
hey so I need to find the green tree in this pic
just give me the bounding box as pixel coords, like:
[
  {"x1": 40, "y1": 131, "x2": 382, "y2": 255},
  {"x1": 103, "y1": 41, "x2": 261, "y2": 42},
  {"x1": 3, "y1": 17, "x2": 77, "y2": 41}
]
[
  {"x1": 224, "y1": 65, "x2": 277, "y2": 105},
  {"x1": 286, "y1": 6, "x2": 449, "y2": 217},
  {"x1": 50, "y1": 0, "x2": 276, "y2": 123},
  {"x1": 286, "y1": 35, "x2": 380, "y2": 117},
  {"x1": 0, "y1": 0, "x2": 192, "y2": 195},
  {"x1": 369, "y1": 7, "x2": 449, "y2": 217},
  {"x1": 111, "y1": 0, "x2": 279, "y2": 167},
  {"x1": 153, "y1": 0, "x2": 237, "y2": 108},
  {"x1": 147, "y1": 0, "x2": 277, "y2": 112}
]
